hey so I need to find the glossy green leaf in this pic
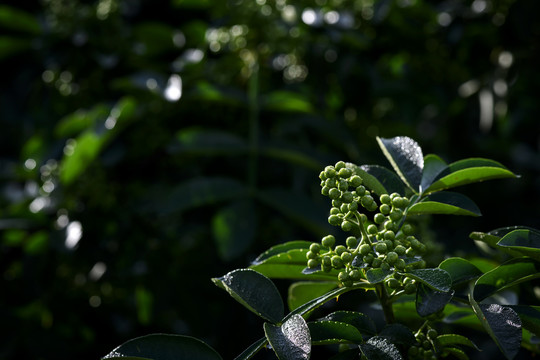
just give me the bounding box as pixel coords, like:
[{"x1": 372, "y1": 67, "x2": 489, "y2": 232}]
[
  {"x1": 425, "y1": 158, "x2": 517, "y2": 193},
  {"x1": 212, "y1": 200, "x2": 256, "y2": 261},
  {"x1": 169, "y1": 128, "x2": 247, "y2": 156},
  {"x1": 497, "y1": 229, "x2": 540, "y2": 260},
  {"x1": 416, "y1": 283, "x2": 454, "y2": 317},
  {"x1": 366, "y1": 268, "x2": 393, "y2": 284},
  {"x1": 473, "y1": 258, "x2": 540, "y2": 301},
  {"x1": 288, "y1": 282, "x2": 338, "y2": 311},
  {"x1": 264, "y1": 314, "x2": 311, "y2": 360},
  {"x1": 402, "y1": 268, "x2": 452, "y2": 292},
  {"x1": 469, "y1": 294, "x2": 522, "y2": 360},
  {"x1": 55, "y1": 105, "x2": 109, "y2": 138},
  {"x1": 378, "y1": 323, "x2": 416, "y2": 346},
  {"x1": 508, "y1": 305, "x2": 540, "y2": 338},
  {"x1": 60, "y1": 131, "x2": 103, "y2": 185},
  {"x1": 438, "y1": 257, "x2": 483, "y2": 286},
  {"x1": 233, "y1": 337, "x2": 268, "y2": 360},
  {"x1": 376, "y1": 136, "x2": 424, "y2": 192},
  {"x1": 356, "y1": 165, "x2": 406, "y2": 196},
  {"x1": 319, "y1": 311, "x2": 377, "y2": 336},
  {"x1": 252, "y1": 241, "x2": 312, "y2": 264},
  {"x1": 420, "y1": 154, "x2": 447, "y2": 194},
  {"x1": 102, "y1": 334, "x2": 222, "y2": 360},
  {"x1": 407, "y1": 191, "x2": 481, "y2": 216},
  {"x1": 442, "y1": 347, "x2": 469, "y2": 360},
  {"x1": 261, "y1": 91, "x2": 314, "y2": 113},
  {"x1": 0, "y1": 5, "x2": 41, "y2": 34},
  {"x1": 359, "y1": 336, "x2": 403, "y2": 360},
  {"x1": 212, "y1": 269, "x2": 284, "y2": 323},
  {"x1": 308, "y1": 320, "x2": 363, "y2": 344},
  {"x1": 437, "y1": 334, "x2": 480, "y2": 350}
]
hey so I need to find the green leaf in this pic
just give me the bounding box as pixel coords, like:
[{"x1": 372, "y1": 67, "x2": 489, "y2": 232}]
[
  {"x1": 378, "y1": 323, "x2": 416, "y2": 346},
  {"x1": 473, "y1": 258, "x2": 540, "y2": 301},
  {"x1": 318, "y1": 311, "x2": 377, "y2": 336},
  {"x1": 102, "y1": 334, "x2": 222, "y2": 360},
  {"x1": 288, "y1": 282, "x2": 338, "y2": 311},
  {"x1": 469, "y1": 294, "x2": 522, "y2": 360},
  {"x1": 359, "y1": 336, "x2": 403, "y2": 360},
  {"x1": 233, "y1": 337, "x2": 268, "y2": 360},
  {"x1": 425, "y1": 158, "x2": 518, "y2": 194},
  {"x1": 212, "y1": 200, "x2": 256, "y2": 261},
  {"x1": 416, "y1": 283, "x2": 454, "y2": 317},
  {"x1": 0, "y1": 5, "x2": 41, "y2": 34},
  {"x1": 264, "y1": 315, "x2": 311, "y2": 360},
  {"x1": 261, "y1": 91, "x2": 314, "y2": 113},
  {"x1": 470, "y1": 226, "x2": 539, "y2": 258},
  {"x1": 252, "y1": 241, "x2": 312, "y2": 264},
  {"x1": 169, "y1": 128, "x2": 248, "y2": 156},
  {"x1": 402, "y1": 268, "x2": 452, "y2": 292},
  {"x1": 438, "y1": 257, "x2": 483, "y2": 286},
  {"x1": 60, "y1": 131, "x2": 103, "y2": 185},
  {"x1": 251, "y1": 247, "x2": 337, "y2": 281},
  {"x1": 376, "y1": 136, "x2": 424, "y2": 192},
  {"x1": 366, "y1": 268, "x2": 393, "y2": 284},
  {"x1": 508, "y1": 305, "x2": 540, "y2": 338},
  {"x1": 356, "y1": 165, "x2": 406, "y2": 196},
  {"x1": 420, "y1": 154, "x2": 447, "y2": 194},
  {"x1": 0, "y1": 36, "x2": 32, "y2": 60},
  {"x1": 497, "y1": 229, "x2": 540, "y2": 260},
  {"x1": 261, "y1": 143, "x2": 326, "y2": 171},
  {"x1": 407, "y1": 191, "x2": 481, "y2": 217},
  {"x1": 442, "y1": 347, "x2": 469, "y2": 360},
  {"x1": 212, "y1": 269, "x2": 284, "y2": 323},
  {"x1": 436, "y1": 334, "x2": 480, "y2": 350},
  {"x1": 308, "y1": 320, "x2": 363, "y2": 344}
]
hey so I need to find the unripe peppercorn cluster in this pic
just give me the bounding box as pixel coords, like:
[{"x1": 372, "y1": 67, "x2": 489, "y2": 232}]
[
  {"x1": 309, "y1": 162, "x2": 429, "y2": 290},
  {"x1": 408, "y1": 328, "x2": 443, "y2": 360}
]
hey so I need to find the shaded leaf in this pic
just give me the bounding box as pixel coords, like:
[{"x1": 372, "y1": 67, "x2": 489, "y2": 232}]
[
  {"x1": 473, "y1": 258, "x2": 540, "y2": 301},
  {"x1": 376, "y1": 136, "x2": 423, "y2": 192},
  {"x1": 407, "y1": 191, "x2": 481, "y2": 217},
  {"x1": 261, "y1": 91, "x2": 313, "y2": 113},
  {"x1": 319, "y1": 311, "x2": 377, "y2": 336},
  {"x1": 420, "y1": 154, "x2": 447, "y2": 194},
  {"x1": 233, "y1": 337, "x2": 268, "y2": 360},
  {"x1": 378, "y1": 323, "x2": 416, "y2": 346},
  {"x1": 0, "y1": 36, "x2": 32, "y2": 60},
  {"x1": 357, "y1": 165, "x2": 406, "y2": 196},
  {"x1": 438, "y1": 257, "x2": 483, "y2": 286},
  {"x1": 168, "y1": 128, "x2": 247, "y2": 156},
  {"x1": 469, "y1": 295, "x2": 522, "y2": 360},
  {"x1": 497, "y1": 229, "x2": 540, "y2": 260},
  {"x1": 425, "y1": 158, "x2": 518, "y2": 194},
  {"x1": 416, "y1": 283, "x2": 454, "y2": 317},
  {"x1": 0, "y1": 5, "x2": 41, "y2": 34},
  {"x1": 359, "y1": 336, "x2": 403, "y2": 360},
  {"x1": 366, "y1": 268, "x2": 393, "y2": 284},
  {"x1": 212, "y1": 269, "x2": 284, "y2": 323},
  {"x1": 288, "y1": 281, "x2": 338, "y2": 311},
  {"x1": 508, "y1": 305, "x2": 540, "y2": 338},
  {"x1": 436, "y1": 334, "x2": 480, "y2": 350},
  {"x1": 308, "y1": 320, "x2": 363, "y2": 344},
  {"x1": 212, "y1": 200, "x2": 256, "y2": 261},
  {"x1": 102, "y1": 334, "x2": 222, "y2": 360},
  {"x1": 264, "y1": 315, "x2": 311, "y2": 360},
  {"x1": 402, "y1": 268, "x2": 452, "y2": 292}
]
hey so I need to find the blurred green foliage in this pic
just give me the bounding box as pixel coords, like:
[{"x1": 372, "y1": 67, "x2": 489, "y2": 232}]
[{"x1": 0, "y1": 0, "x2": 538, "y2": 359}]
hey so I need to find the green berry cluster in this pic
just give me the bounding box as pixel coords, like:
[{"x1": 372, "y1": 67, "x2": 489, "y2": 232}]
[
  {"x1": 310, "y1": 162, "x2": 429, "y2": 289},
  {"x1": 408, "y1": 328, "x2": 442, "y2": 360}
]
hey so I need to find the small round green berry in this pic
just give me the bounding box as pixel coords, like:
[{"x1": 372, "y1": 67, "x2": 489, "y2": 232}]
[
  {"x1": 322, "y1": 235, "x2": 336, "y2": 248},
  {"x1": 331, "y1": 255, "x2": 343, "y2": 268},
  {"x1": 360, "y1": 243, "x2": 371, "y2": 255},
  {"x1": 341, "y1": 220, "x2": 353, "y2": 232},
  {"x1": 310, "y1": 243, "x2": 321, "y2": 253},
  {"x1": 384, "y1": 220, "x2": 397, "y2": 232},
  {"x1": 386, "y1": 251, "x2": 398, "y2": 264},
  {"x1": 383, "y1": 239, "x2": 394, "y2": 250},
  {"x1": 328, "y1": 188, "x2": 341, "y2": 199},
  {"x1": 328, "y1": 215, "x2": 341, "y2": 226},
  {"x1": 394, "y1": 258, "x2": 406, "y2": 270},
  {"x1": 415, "y1": 259, "x2": 426, "y2": 269},
  {"x1": 367, "y1": 224, "x2": 378, "y2": 234},
  {"x1": 410, "y1": 238, "x2": 422, "y2": 250},
  {"x1": 338, "y1": 271, "x2": 349, "y2": 282},
  {"x1": 341, "y1": 252, "x2": 353, "y2": 263},
  {"x1": 381, "y1": 261, "x2": 391, "y2": 271},
  {"x1": 338, "y1": 167, "x2": 352, "y2": 178},
  {"x1": 387, "y1": 278, "x2": 400, "y2": 289},
  {"x1": 340, "y1": 203, "x2": 349, "y2": 213},
  {"x1": 402, "y1": 223, "x2": 414, "y2": 235},
  {"x1": 374, "y1": 213, "x2": 386, "y2": 224},
  {"x1": 335, "y1": 161, "x2": 346, "y2": 170},
  {"x1": 348, "y1": 201, "x2": 358, "y2": 211},
  {"x1": 422, "y1": 340, "x2": 431, "y2": 350},
  {"x1": 349, "y1": 175, "x2": 363, "y2": 187},
  {"x1": 322, "y1": 256, "x2": 331, "y2": 266},
  {"x1": 363, "y1": 254, "x2": 374, "y2": 264},
  {"x1": 338, "y1": 179, "x2": 349, "y2": 191},
  {"x1": 389, "y1": 209, "x2": 403, "y2": 222},
  {"x1": 332, "y1": 199, "x2": 343, "y2": 208},
  {"x1": 372, "y1": 258, "x2": 383, "y2": 268},
  {"x1": 321, "y1": 186, "x2": 330, "y2": 196},
  {"x1": 404, "y1": 282, "x2": 417, "y2": 294},
  {"x1": 360, "y1": 195, "x2": 374, "y2": 208},
  {"x1": 325, "y1": 177, "x2": 337, "y2": 188},
  {"x1": 427, "y1": 329, "x2": 438, "y2": 340},
  {"x1": 406, "y1": 247, "x2": 416, "y2": 257},
  {"x1": 349, "y1": 269, "x2": 361, "y2": 281},
  {"x1": 319, "y1": 171, "x2": 327, "y2": 180},
  {"x1": 408, "y1": 346, "x2": 419, "y2": 357},
  {"x1": 306, "y1": 251, "x2": 318, "y2": 260},
  {"x1": 379, "y1": 204, "x2": 391, "y2": 215},
  {"x1": 394, "y1": 245, "x2": 406, "y2": 256},
  {"x1": 322, "y1": 264, "x2": 332, "y2": 272},
  {"x1": 307, "y1": 259, "x2": 319, "y2": 268},
  {"x1": 346, "y1": 236, "x2": 358, "y2": 248},
  {"x1": 355, "y1": 185, "x2": 366, "y2": 194},
  {"x1": 390, "y1": 192, "x2": 400, "y2": 200},
  {"x1": 335, "y1": 245, "x2": 347, "y2": 256},
  {"x1": 384, "y1": 230, "x2": 395, "y2": 241},
  {"x1": 380, "y1": 193, "x2": 391, "y2": 204},
  {"x1": 341, "y1": 191, "x2": 354, "y2": 203},
  {"x1": 324, "y1": 166, "x2": 337, "y2": 178},
  {"x1": 330, "y1": 207, "x2": 340, "y2": 215},
  {"x1": 375, "y1": 242, "x2": 388, "y2": 254}
]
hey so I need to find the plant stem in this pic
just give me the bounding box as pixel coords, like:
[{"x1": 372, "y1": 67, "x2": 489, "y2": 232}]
[
  {"x1": 247, "y1": 61, "x2": 259, "y2": 194},
  {"x1": 375, "y1": 283, "x2": 395, "y2": 324}
]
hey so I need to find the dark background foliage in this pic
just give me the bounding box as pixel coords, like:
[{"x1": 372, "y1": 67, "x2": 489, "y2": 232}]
[{"x1": 0, "y1": 0, "x2": 539, "y2": 359}]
